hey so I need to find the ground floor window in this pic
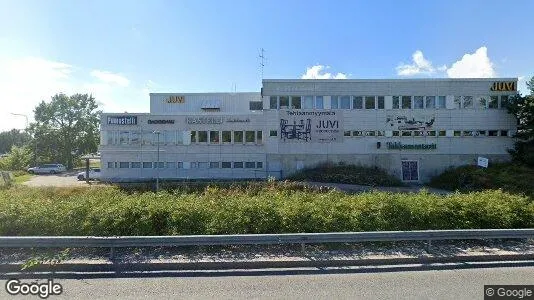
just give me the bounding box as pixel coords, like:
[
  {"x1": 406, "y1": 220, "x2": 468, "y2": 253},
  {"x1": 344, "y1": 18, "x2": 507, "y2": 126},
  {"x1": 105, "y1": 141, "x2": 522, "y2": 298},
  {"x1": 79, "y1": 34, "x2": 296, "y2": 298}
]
[{"x1": 401, "y1": 161, "x2": 419, "y2": 181}]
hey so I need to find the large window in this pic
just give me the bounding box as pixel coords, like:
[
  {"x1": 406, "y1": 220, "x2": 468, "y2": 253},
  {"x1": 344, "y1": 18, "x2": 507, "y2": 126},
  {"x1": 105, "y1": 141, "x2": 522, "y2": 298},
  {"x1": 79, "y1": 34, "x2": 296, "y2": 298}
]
[
  {"x1": 279, "y1": 96, "x2": 289, "y2": 108},
  {"x1": 167, "y1": 162, "x2": 176, "y2": 169},
  {"x1": 353, "y1": 96, "x2": 363, "y2": 109},
  {"x1": 478, "y1": 96, "x2": 488, "y2": 109},
  {"x1": 340, "y1": 96, "x2": 351, "y2": 109},
  {"x1": 119, "y1": 131, "x2": 129, "y2": 145},
  {"x1": 377, "y1": 96, "x2": 385, "y2": 109},
  {"x1": 425, "y1": 96, "x2": 435, "y2": 109},
  {"x1": 143, "y1": 162, "x2": 152, "y2": 168},
  {"x1": 210, "y1": 131, "x2": 219, "y2": 144},
  {"x1": 290, "y1": 96, "x2": 301, "y2": 109},
  {"x1": 454, "y1": 96, "x2": 462, "y2": 109},
  {"x1": 119, "y1": 162, "x2": 129, "y2": 168},
  {"x1": 165, "y1": 131, "x2": 175, "y2": 144},
  {"x1": 303, "y1": 96, "x2": 313, "y2": 109},
  {"x1": 198, "y1": 131, "x2": 208, "y2": 143},
  {"x1": 221, "y1": 162, "x2": 232, "y2": 168},
  {"x1": 257, "y1": 131, "x2": 262, "y2": 144},
  {"x1": 331, "y1": 96, "x2": 339, "y2": 109},
  {"x1": 249, "y1": 101, "x2": 263, "y2": 110},
  {"x1": 234, "y1": 131, "x2": 243, "y2": 143},
  {"x1": 270, "y1": 96, "x2": 278, "y2": 109},
  {"x1": 245, "y1": 131, "x2": 255, "y2": 143},
  {"x1": 233, "y1": 162, "x2": 244, "y2": 168},
  {"x1": 315, "y1": 96, "x2": 324, "y2": 109},
  {"x1": 437, "y1": 96, "x2": 446, "y2": 109},
  {"x1": 393, "y1": 96, "x2": 400, "y2": 109},
  {"x1": 130, "y1": 131, "x2": 140, "y2": 144},
  {"x1": 176, "y1": 131, "x2": 184, "y2": 144},
  {"x1": 402, "y1": 96, "x2": 411, "y2": 109},
  {"x1": 365, "y1": 96, "x2": 375, "y2": 109},
  {"x1": 210, "y1": 162, "x2": 220, "y2": 168},
  {"x1": 489, "y1": 96, "x2": 498, "y2": 109},
  {"x1": 222, "y1": 131, "x2": 231, "y2": 143},
  {"x1": 131, "y1": 162, "x2": 141, "y2": 168},
  {"x1": 500, "y1": 95, "x2": 509, "y2": 108},
  {"x1": 190, "y1": 131, "x2": 197, "y2": 143},
  {"x1": 463, "y1": 96, "x2": 473, "y2": 109},
  {"x1": 245, "y1": 162, "x2": 255, "y2": 168},
  {"x1": 414, "y1": 96, "x2": 424, "y2": 109}
]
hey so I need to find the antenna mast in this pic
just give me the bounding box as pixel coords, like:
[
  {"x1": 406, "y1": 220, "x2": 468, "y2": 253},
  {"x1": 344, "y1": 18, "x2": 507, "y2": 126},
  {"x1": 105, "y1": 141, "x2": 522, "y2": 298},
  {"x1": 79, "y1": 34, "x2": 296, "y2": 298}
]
[{"x1": 259, "y1": 48, "x2": 266, "y2": 80}]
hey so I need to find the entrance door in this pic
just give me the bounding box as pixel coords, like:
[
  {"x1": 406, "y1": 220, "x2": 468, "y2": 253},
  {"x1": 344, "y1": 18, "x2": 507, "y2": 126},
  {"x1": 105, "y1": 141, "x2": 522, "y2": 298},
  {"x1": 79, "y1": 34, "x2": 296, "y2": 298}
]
[{"x1": 401, "y1": 160, "x2": 419, "y2": 181}]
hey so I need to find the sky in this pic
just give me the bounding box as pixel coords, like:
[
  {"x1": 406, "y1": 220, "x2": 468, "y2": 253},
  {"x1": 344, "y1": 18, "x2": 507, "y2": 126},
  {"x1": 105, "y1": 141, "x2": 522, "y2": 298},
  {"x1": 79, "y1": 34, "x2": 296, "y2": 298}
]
[{"x1": 0, "y1": 0, "x2": 533, "y2": 131}]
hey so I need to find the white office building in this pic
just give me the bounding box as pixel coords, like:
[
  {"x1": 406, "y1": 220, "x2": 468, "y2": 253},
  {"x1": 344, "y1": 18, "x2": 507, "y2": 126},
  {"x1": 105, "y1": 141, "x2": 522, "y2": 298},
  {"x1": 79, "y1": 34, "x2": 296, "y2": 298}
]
[{"x1": 99, "y1": 78, "x2": 518, "y2": 182}]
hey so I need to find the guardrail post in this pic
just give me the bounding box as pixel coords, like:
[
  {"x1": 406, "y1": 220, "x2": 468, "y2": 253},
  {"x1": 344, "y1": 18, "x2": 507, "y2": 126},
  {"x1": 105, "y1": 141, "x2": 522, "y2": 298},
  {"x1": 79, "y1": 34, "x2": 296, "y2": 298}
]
[{"x1": 426, "y1": 239, "x2": 432, "y2": 253}]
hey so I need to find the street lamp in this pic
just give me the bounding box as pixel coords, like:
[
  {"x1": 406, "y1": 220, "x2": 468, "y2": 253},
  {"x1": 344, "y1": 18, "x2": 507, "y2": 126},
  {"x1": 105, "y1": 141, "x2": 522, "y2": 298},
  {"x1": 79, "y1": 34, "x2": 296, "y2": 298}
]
[
  {"x1": 153, "y1": 130, "x2": 161, "y2": 192},
  {"x1": 10, "y1": 113, "x2": 37, "y2": 167}
]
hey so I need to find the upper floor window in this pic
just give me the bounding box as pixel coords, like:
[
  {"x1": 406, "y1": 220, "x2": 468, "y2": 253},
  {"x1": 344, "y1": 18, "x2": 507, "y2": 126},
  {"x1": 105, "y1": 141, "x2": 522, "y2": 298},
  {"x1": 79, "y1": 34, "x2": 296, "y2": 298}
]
[
  {"x1": 393, "y1": 96, "x2": 400, "y2": 109},
  {"x1": 340, "y1": 96, "x2": 351, "y2": 109},
  {"x1": 303, "y1": 96, "x2": 313, "y2": 109},
  {"x1": 353, "y1": 96, "x2": 363, "y2": 109},
  {"x1": 402, "y1": 96, "x2": 411, "y2": 109},
  {"x1": 425, "y1": 96, "x2": 435, "y2": 109},
  {"x1": 377, "y1": 96, "x2": 385, "y2": 109},
  {"x1": 365, "y1": 96, "x2": 375, "y2": 109},
  {"x1": 279, "y1": 96, "x2": 289, "y2": 109},
  {"x1": 414, "y1": 96, "x2": 424, "y2": 109},
  {"x1": 315, "y1": 96, "x2": 324, "y2": 109},
  {"x1": 249, "y1": 101, "x2": 263, "y2": 110},
  {"x1": 331, "y1": 96, "x2": 339, "y2": 109},
  {"x1": 269, "y1": 96, "x2": 277, "y2": 109},
  {"x1": 437, "y1": 96, "x2": 446, "y2": 109},
  {"x1": 290, "y1": 96, "x2": 301, "y2": 109}
]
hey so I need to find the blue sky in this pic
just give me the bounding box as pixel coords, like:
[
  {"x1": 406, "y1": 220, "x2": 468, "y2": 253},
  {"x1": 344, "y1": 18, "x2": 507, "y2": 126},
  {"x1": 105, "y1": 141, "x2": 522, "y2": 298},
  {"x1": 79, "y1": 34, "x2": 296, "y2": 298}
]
[{"x1": 0, "y1": 0, "x2": 533, "y2": 130}]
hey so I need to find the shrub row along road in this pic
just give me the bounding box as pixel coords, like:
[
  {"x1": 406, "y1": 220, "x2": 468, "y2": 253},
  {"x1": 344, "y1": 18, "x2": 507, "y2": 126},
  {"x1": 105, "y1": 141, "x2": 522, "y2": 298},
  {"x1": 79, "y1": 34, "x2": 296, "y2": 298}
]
[{"x1": 2, "y1": 266, "x2": 531, "y2": 299}]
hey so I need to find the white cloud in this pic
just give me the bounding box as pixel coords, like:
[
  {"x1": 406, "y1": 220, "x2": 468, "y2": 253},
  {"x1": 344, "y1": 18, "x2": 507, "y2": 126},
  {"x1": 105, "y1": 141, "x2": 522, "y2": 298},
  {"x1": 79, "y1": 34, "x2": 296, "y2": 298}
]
[
  {"x1": 301, "y1": 65, "x2": 347, "y2": 79},
  {"x1": 90, "y1": 70, "x2": 130, "y2": 87},
  {"x1": 396, "y1": 50, "x2": 436, "y2": 76},
  {"x1": 446, "y1": 46, "x2": 495, "y2": 78},
  {"x1": 397, "y1": 46, "x2": 496, "y2": 78},
  {"x1": 0, "y1": 56, "x2": 148, "y2": 132}
]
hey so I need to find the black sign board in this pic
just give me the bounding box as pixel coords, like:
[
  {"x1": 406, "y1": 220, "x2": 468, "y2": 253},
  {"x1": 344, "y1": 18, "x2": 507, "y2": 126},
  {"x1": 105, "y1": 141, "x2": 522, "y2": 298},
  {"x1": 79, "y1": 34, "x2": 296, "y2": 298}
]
[
  {"x1": 148, "y1": 120, "x2": 175, "y2": 124},
  {"x1": 107, "y1": 116, "x2": 137, "y2": 125}
]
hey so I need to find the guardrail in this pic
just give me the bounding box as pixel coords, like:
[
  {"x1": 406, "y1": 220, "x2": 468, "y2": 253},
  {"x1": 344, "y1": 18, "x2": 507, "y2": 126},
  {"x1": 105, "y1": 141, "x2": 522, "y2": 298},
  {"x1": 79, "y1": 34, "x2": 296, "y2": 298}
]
[{"x1": 1, "y1": 229, "x2": 533, "y2": 259}]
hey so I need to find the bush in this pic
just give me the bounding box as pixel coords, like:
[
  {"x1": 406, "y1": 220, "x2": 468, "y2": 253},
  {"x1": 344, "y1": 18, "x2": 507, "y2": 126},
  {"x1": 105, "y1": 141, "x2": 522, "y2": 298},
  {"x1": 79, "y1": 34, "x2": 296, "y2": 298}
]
[
  {"x1": 287, "y1": 163, "x2": 404, "y2": 187},
  {"x1": 429, "y1": 163, "x2": 534, "y2": 198},
  {"x1": 0, "y1": 184, "x2": 532, "y2": 236}
]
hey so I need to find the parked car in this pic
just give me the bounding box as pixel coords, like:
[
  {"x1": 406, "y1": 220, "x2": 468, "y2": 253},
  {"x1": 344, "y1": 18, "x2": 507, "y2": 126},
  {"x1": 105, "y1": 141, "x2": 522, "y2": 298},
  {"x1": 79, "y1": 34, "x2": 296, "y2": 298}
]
[
  {"x1": 77, "y1": 168, "x2": 101, "y2": 181},
  {"x1": 27, "y1": 164, "x2": 67, "y2": 174}
]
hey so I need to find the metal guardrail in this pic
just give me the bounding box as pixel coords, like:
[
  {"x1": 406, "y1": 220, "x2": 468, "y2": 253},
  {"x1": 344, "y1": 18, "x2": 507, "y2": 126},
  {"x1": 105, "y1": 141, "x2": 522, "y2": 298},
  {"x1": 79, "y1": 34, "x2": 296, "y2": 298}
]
[{"x1": 1, "y1": 229, "x2": 533, "y2": 249}]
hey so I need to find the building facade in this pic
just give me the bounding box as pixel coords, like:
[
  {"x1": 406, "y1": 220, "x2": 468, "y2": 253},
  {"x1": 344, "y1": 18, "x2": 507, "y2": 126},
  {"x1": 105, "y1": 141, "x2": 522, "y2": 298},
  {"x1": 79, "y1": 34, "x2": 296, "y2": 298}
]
[{"x1": 99, "y1": 78, "x2": 518, "y2": 182}]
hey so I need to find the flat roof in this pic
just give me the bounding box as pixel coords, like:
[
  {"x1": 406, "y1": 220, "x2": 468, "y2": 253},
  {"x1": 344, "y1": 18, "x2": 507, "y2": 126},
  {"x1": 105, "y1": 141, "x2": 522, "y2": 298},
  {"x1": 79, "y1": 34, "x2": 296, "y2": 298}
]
[{"x1": 263, "y1": 78, "x2": 517, "y2": 83}]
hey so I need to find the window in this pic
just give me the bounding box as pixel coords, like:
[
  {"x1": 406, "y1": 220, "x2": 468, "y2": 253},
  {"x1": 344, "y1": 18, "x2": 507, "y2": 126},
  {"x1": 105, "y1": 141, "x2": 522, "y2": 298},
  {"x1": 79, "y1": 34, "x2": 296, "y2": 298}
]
[
  {"x1": 478, "y1": 96, "x2": 488, "y2": 109},
  {"x1": 107, "y1": 131, "x2": 115, "y2": 145},
  {"x1": 500, "y1": 130, "x2": 509, "y2": 137},
  {"x1": 344, "y1": 131, "x2": 351, "y2": 137},
  {"x1": 377, "y1": 130, "x2": 385, "y2": 136},
  {"x1": 352, "y1": 96, "x2": 363, "y2": 109},
  {"x1": 438, "y1": 130, "x2": 446, "y2": 136},
  {"x1": 488, "y1": 130, "x2": 498, "y2": 136},
  {"x1": 130, "y1": 131, "x2": 140, "y2": 144},
  {"x1": 198, "y1": 162, "x2": 208, "y2": 169},
  {"x1": 401, "y1": 161, "x2": 419, "y2": 181},
  {"x1": 142, "y1": 131, "x2": 153, "y2": 145},
  {"x1": 303, "y1": 96, "x2": 313, "y2": 109},
  {"x1": 437, "y1": 96, "x2": 446, "y2": 109},
  {"x1": 402, "y1": 96, "x2": 411, "y2": 109},
  {"x1": 249, "y1": 101, "x2": 263, "y2": 110},
  {"x1": 377, "y1": 96, "x2": 385, "y2": 109},
  {"x1": 279, "y1": 96, "x2": 289, "y2": 108},
  {"x1": 290, "y1": 96, "x2": 301, "y2": 109},
  {"x1": 233, "y1": 162, "x2": 243, "y2": 168},
  {"x1": 245, "y1": 131, "x2": 255, "y2": 143},
  {"x1": 256, "y1": 162, "x2": 263, "y2": 169},
  {"x1": 167, "y1": 162, "x2": 176, "y2": 169},
  {"x1": 463, "y1": 131, "x2": 473, "y2": 137},
  {"x1": 210, "y1": 162, "x2": 220, "y2": 168},
  {"x1": 245, "y1": 162, "x2": 255, "y2": 168},
  {"x1": 221, "y1": 162, "x2": 232, "y2": 168},
  {"x1": 257, "y1": 131, "x2": 263, "y2": 144},
  {"x1": 315, "y1": 96, "x2": 324, "y2": 109},
  {"x1": 365, "y1": 96, "x2": 376, "y2": 109},
  {"x1": 177, "y1": 162, "x2": 184, "y2": 169},
  {"x1": 143, "y1": 162, "x2": 152, "y2": 168},
  {"x1": 270, "y1": 96, "x2": 278, "y2": 109},
  {"x1": 500, "y1": 95, "x2": 509, "y2": 109},
  {"x1": 198, "y1": 131, "x2": 208, "y2": 143},
  {"x1": 401, "y1": 131, "x2": 412, "y2": 137},
  {"x1": 131, "y1": 162, "x2": 141, "y2": 168},
  {"x1": 414, "y1": 131, "x2": 424, "y2": 137},
  {"x1": 119, "y1": 162, "x2": 129, "y2": 168},
  {"x1": 352, "y1": 130, "x2": 364, "y2": 137},
  {"x1": 478, "y1": 130, "x2": 487, "y2": 136},
  {"x1": 340, "y1": 96, "x2": 351, "y2": 109},
  {"x1": 463, "y1": 96, "x2": 473, "y2": 109},
  {"x1": 107, "y1": 162, "x2": 114, "y2": 168},
  {"x1": 454, "y1": 131, "x2": 462, "y2": 136},
  {"x1": 331, "y1": 96, "x2": 339, "y2": 109},
  {"x1": 425, "y1": 96, "x2": 435, "y2": 109},
  {"x1": 414, "y1": 96, "x2": 424, "y2": 109},
  {"x1": 489, "y1": 96, "x2": 498, "y2": 109},
  {"x1": 190, "y1": 131, "x2": 197, "y2": 143},
  {"x1": 154, "y1": 162, "x2": 164, "y2": 169},
  {"x1": 120, "y1": 131, "x2": 129, "y2": 145},
  {"x1": 269, "y1": 130, "x2": 277, "y2": 137},
  {"x1": 393, "y1": 131, "x2": 400, "y2": 136},
  {"x1": 210, "y1": 131, "x2": 219, "y2": 144},
  {"x1": 393, "y1": 96, "x2": 400, "y2": 109},
  {"x1": 191, "y1": 162, "x2": 198, "y2": 168},
  {"x1": 222, "y1": 131, "x2": 231, "y2": 143},
  {"x1": 427, "y1": 131, "x2": 436, "y2": 136},
  {"x1": 234, "y1": 131, "x2": 243, "y2": 143},
  {"x1": 454, "y1": 96, "x2": 462, "y2": 109},
  {"x1": 365, "y1": 131, "x2": 376, "y2": 136},
  {"x1": 176, "y1": 131, "x2": 184, "y2": 145}
]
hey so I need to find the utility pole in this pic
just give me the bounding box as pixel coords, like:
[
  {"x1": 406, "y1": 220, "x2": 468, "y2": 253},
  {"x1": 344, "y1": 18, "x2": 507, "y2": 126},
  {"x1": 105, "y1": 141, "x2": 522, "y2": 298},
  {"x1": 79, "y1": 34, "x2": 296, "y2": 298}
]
[
  {"x1": 10, "y1": 113, "x2": 36, "y2": 166},
  {"x1": 153, "y1": 130, "x2": 161, "y2": 192}
]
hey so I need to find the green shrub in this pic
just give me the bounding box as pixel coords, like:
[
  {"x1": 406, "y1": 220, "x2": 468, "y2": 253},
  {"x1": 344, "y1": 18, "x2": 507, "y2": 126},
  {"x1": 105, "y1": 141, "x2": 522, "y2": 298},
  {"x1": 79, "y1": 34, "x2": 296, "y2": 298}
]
[{"x1": 0, "y1": 183, "x2": 532, "y2": 236}]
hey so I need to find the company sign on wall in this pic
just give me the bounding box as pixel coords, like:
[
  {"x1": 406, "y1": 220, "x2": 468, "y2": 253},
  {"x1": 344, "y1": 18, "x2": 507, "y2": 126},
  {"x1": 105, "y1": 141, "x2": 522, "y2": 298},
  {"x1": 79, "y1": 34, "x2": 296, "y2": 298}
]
[
  {"x1": 166, "y1": 96, "x2": 185, "y2": 103},
  {"x1": 490, "y1": 81, "x2": 516, "y2": 91},
  {"x1": 279, "y1": 110, "x2": 343, "y2": 143},
  {"x1": 107, "y1": 116, "x2": 137, "y2": 125}
]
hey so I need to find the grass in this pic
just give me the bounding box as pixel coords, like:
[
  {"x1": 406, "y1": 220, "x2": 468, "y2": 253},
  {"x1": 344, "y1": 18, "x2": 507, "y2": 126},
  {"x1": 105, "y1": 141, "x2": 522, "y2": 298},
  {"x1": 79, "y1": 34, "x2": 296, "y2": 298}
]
[
  {"x1": 0, "y1": 183, "x2": 532, "y2": 236},
  {"x1": 428, "y1": 163, "x2": 534, "y2": 198},
  {"x1": 287, "y1": 163, "x2": 404, "y2": 187},
  {"x1": 13, "y1": 173, "x2": 33, "y2": 184}
]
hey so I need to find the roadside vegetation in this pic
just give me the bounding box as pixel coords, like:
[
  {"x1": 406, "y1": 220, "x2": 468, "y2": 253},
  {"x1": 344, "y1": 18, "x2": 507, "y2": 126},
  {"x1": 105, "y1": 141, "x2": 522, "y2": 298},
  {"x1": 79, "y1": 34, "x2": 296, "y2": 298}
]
[
  {"x1": 287, "y1": 163, "x2": 404, "y2": 187},
  {"x1": 0, "y1": 183, "x2": 532, "y2": 236},
  {"x1": 429, "y1": 163, "x2": 534, "y2": 198}
]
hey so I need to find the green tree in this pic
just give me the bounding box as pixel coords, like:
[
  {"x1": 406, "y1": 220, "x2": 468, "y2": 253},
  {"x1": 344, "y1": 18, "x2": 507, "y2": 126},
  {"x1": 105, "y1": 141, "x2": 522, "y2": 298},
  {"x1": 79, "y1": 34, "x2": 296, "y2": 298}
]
[
  {"x1": 0, "y1": 145, "x2": 33, "y2": 171},
  {"x1": 505, "y1": 76, "x2": 534, "y2": 166},
  {"x1": 29, "y1": 93, "x2": 101, "y2": 169},
  {"x1": 0, "y1": 129, "x2": 31, "y2": 154}
]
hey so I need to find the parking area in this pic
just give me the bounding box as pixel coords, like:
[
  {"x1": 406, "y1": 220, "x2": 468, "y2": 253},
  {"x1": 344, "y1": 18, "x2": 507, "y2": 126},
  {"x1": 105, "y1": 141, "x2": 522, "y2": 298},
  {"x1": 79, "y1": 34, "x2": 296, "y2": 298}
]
[{"x1": 23, "y1": 171, "x2": 89, "y2": 187}]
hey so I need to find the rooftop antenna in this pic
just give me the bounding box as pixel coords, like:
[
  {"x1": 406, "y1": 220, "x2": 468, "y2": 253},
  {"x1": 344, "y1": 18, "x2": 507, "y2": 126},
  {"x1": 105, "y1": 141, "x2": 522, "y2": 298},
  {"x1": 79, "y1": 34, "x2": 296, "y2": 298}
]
[{"x1": 259, "y1": 48, "x2": 266, "y2": 81}]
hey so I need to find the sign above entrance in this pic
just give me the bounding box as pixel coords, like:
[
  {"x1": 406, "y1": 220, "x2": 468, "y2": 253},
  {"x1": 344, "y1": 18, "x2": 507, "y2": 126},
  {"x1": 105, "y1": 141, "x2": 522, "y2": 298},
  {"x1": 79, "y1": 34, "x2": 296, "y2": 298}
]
[
  {"x1": 490, "y1": 81, "x2": 516, "y2": 92},
  {"x1": 167, "y1": 96, "x2": 185, "y2": 103}
]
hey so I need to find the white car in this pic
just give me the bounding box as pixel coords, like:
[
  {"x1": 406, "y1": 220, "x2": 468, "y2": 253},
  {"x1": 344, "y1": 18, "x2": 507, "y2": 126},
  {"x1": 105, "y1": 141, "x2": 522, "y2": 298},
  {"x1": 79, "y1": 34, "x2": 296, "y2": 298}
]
[
  {"x1": 77, "y1": 168, "x2": 101, "y2": 181},
  {"x1": 27, "y1": 164, "x2": 67, "y2": 174}
]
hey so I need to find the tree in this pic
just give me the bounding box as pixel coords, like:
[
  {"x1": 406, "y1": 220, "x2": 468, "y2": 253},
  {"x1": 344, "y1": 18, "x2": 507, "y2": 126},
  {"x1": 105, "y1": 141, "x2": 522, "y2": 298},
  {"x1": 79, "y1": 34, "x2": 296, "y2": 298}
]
[
  {"x1": 0, "y1": 146, "x2": 32, "y2": 171},
  {"x1": 0, "y1": 129, "x2": 31, "y2": 154},
  {"x1": 505, "y1": 76, "x2": 534, "y2": 166},
  {"x1": 29, "y1": 94, "x2": 101, "y2": 169}
]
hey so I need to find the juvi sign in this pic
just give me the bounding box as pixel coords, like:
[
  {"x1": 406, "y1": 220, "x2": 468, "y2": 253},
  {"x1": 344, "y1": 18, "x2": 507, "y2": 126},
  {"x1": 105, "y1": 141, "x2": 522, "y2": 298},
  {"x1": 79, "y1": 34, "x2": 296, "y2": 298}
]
[{"x1": 279, "y1": 110, "x2": 343, "y2": 143}]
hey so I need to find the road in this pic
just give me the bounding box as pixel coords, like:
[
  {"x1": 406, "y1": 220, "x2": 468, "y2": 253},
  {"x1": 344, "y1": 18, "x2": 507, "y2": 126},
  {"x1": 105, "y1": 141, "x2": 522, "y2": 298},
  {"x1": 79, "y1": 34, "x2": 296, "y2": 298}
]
[
  {"x1": 2, "y1": 266, "x2": 532, "y2": 299},
  {"x1": 23, "y1": 171, "x2": 86, "y2": 187}
]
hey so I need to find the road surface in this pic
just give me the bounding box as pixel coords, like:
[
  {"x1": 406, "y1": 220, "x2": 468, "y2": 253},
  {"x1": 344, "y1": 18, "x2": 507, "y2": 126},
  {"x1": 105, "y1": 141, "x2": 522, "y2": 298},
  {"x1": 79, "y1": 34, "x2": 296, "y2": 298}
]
[
  {"x1": 23, "y1": 171, "x2": 86, "y2": 187},
  {"x1": 2, "y1": 266, "x2": 532, "y2": 299}
]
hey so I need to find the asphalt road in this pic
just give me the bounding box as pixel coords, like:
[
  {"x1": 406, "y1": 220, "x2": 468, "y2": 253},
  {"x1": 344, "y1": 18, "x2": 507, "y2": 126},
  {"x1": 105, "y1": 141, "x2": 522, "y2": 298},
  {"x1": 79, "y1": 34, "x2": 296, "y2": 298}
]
[
  {"x1": 2, "y1": 266, "x2": 533, "y2": 299},
  {"x1": 23, "y1": 171, "x2": 86, "y2": 187}
]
